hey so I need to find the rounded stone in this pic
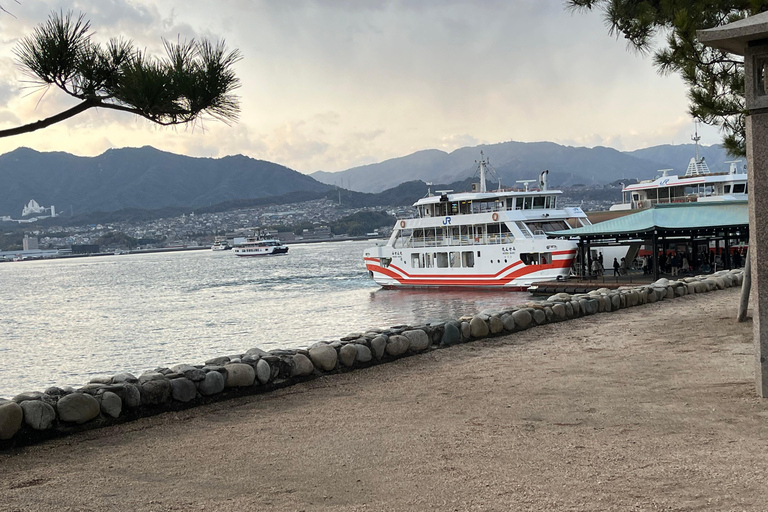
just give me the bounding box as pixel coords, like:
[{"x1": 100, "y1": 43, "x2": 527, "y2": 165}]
[
  {"x1": 170, "y1": 378, "x2": 197, "y2": 403},
  {"x1": 20, "y1": 400, "x2": 55, "y2": 431},
  {"x1": 57, "y1": 393, "x2": 100, "y2": 424},
  {"x1": 13, "y1": 391, "x2": 43, "y2": 403},
  {"x1": 402, "y1": 329, "x2": 430, "y2": 352},
  {"x1": 256, "y1": 359, "x2": 271, "y2": 384},
  {"x1": 611, "y1": 295, "x2": 621, "y2": 310},
  {"x1": 551, "y1": 303, "x2": 567, "y2": 320},
  {"x1": 99, "y1": 391, "x2": 123, "y2": 418},
  {"x1": 140, "y1": 379, "x2": 172, "y2": 405},
  {"x1": 532, "y1": 309, "x2": 547, "y2": 325},
  {"x1": 0, "y1": 402, "x2": 23, "y2": 440},
  {"x1": 501, "y1": 313, "x2": 515, "y2": 331},
  {"x1": 113, "y1": 383, "x2": 141, "y2": 408},
  {"x1": 460, "y1": 321, "x2": 471, "y2": 339},
  {"x1": 308, "y1": 344, "x2": 338, "y2": 371},
  {"x1": 488, "y1": 316, "x2": 504, "y2": 334},
  {"x1": 138, "y1": 372, "x2": 166, "y2": 384},
  {"x1": 171, "y1": 364, "x2": 206, "y2": 382},
  {"x1": 291, "y1": 353, "x2": 315, "y2": 377},
  {"x1": 385, "y1": 334, "x2": 410, "y2": 356},
  {"x1": 441, "y1": 322, "x2": 462, "y2": 346},
  {"x1": 339, "y1": 344, "x2": 358, "y2": 367},
  {"x1": 469, "y1": 316, "x2": 489, "y2": 338},
  {"x1": 370, "y1": 335, "x2": 387, "y2": 360},
  {"x1": 512, "y1": 309, "x2": 532, "y2": 329},
  {"x1": 112, "y1": 373, "x2": 138, "y2": 384},
  {"x1": 354, "y1": 344, "x2": 373, "y2": 363},
  {"x1": 224, "y1": 363, "x2": 256, "y2": 387},
  {"x1": 198, "y1": 371, "x2": 226, "y2": 396}
]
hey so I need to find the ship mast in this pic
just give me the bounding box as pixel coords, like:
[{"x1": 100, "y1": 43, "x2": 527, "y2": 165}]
[
  {"x1": 478, "y1": 151, "x2": 487, "y2": 193},
  {"x1": 692, "y1": 120, "x2": 701, "y2": 162}
]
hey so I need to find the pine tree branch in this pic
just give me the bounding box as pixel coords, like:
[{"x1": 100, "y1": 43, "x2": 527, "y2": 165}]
[{"x1": 0, "y1": 98, "x2": 93, "y2": 138}]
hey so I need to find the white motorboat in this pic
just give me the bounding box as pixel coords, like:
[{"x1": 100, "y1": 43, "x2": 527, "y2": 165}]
[
  {"x1": 363, "y1": 153, "x2": 591, "y2": 290},
  {"x1": 233, "y1": 238, "x2": 288, "y2": 256},
  {"x1": 211, "y1": 238, "x2": 231, "y2": 251}
]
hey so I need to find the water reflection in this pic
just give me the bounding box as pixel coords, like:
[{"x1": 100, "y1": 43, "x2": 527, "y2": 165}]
[{"x1": 368, "y1": 287, "x2": 529, "y2": 324}]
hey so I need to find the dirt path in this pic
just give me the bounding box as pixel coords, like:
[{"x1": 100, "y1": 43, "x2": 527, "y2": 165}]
[{"x1": 1, "y1": 287, "x2": 764, "y2": 512}]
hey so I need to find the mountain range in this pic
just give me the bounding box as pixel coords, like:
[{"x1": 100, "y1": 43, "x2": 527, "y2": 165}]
[
  {"x1": 311, "y1": 140, "x2": 732, "y2": 193},
  {"x1": 0, "y1": 140, "x2": 733, "y2": 218},
  {"x1": 0, "y1": 146, "x2": 331, "y2": 217}
]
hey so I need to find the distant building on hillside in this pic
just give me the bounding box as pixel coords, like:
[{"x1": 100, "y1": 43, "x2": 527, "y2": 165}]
[{"x1": 22, "y1": 199, "x2": 56, "y2": 219}]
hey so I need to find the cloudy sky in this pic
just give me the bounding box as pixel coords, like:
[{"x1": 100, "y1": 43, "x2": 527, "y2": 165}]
[{"x1": 0, "y1": 0, "x2": 722, "y2": 174}]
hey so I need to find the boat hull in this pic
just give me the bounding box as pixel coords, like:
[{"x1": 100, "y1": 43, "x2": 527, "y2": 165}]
[
  {"x1": 363, "y1": 242, "x2": 577, "y2": 290},
  {"x1": 234, "y1": 246, "x2": 288, "y2": 256}
]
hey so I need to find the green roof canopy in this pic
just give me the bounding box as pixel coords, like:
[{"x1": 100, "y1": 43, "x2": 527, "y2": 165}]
[{"x1": 549, "y1": 202, "x2": 749, "y2": 240}]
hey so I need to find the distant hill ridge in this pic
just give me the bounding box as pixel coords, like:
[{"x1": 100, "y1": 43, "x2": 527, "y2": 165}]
[
  {"x1": 312, "y1": 140, "x2": 732, "y2": 193},
  {"x1": 0, "y1": 140, "x2": 732, "y2": 217},
  {"x1": 0, "y1": 146, "x2": 331, "y2": 216}
]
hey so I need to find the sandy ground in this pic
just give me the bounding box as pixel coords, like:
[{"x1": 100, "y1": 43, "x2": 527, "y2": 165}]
[{"x1": 1, "y1": 287, "x2": 765, "y2": 512}]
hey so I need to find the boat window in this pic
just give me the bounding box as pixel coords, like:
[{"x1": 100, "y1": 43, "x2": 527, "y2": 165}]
[
  {"x1": 520, "y1": 253, "x2": 539, "y2": 265},
  {"x1": 460, "y1": 201, "x2": 471, "y2": 214},
  {"x1": 462, "y1": 251, "x2": 474, "y2": 268},
  {"x1": 515, "y1": 221, "x2": 534, "y2": 238},
  {"x1": 487, "y1": 222, "x2": 514, "y2": 244},
  {"x1": 545, "y1": 196, "x2": 551, "y2": 209},
  {"x1": 450, "y1": 202, "x2": 459, "y2": 215},
  {"x1": 381, "y1": 257, "x2": 391, "y2": 268},
  {"x1": 515, "y1": 197, "x2": 524, "y2": 210},
  {"x1": 745, "y1": 184, "x2": 749, "y2": 195},
  {"x1": 450, "y1": 252, "x2": 461, "y2": 267},
  {"x1": 533, "y1": 196, "x2": 545, "y2": 209},
  {"x1": 425, "y1": 253, "x2": 432, "y2": 267},
  {"x1": 436, "y1": 252, "x2": 449, "y2": 268},
  {"x1": 411, "y1": 253, "x2": 422, "y2": 268},
  {"x1": 393, "y1": 228, "x2": 412, "y2": 249},
  {"x1": 734, "y1": 183, "x2": 746, "y2": 194},
  {"x1": 540, "y1": 252, "x2": 552, "y2": 265},
  {"x1": 524, "y1": 197, "x2": 532, "y2": 209},
  {"x1": 550, "y1": 196, "x2": 556, "y2": 209},
  {"x1": 724, "y1": 185, "x2": 731, "y2": 193}
]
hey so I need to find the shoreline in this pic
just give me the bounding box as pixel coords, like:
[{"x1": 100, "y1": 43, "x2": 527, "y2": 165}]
[{"x1": 1, "y1": 285, "x2": 764, "y2": 511}]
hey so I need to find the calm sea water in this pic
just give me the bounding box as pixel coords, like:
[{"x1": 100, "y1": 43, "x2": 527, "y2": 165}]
[{"x1": 0, "y1": 240, "x2": 530, "y2": 398}]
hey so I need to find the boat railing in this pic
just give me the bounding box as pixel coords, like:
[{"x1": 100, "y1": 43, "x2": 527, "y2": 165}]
[{"x1": 404, "y1": 233, "x2": 515, "y2": 248}]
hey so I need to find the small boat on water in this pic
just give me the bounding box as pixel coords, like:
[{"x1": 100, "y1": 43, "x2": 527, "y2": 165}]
[
  {"x1": 233, "y1": 238, "x2": 288, "y2": 256},
  {"x1": 363, "y1": 152, "x2": 591, "y2": 290},
  {"x1": 211, "y1": 238, "x2": 231, "y2": 251}
]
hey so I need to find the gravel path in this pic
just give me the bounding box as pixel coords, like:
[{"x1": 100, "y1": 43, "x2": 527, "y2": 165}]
[{"x1": 1, "y1": 287, "x2": 764, "y2": 511}]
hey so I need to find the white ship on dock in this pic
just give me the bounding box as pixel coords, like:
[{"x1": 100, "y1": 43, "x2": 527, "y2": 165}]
[
  {"x1": 363, "y1": 153, "x2": 592, "y2": 290},
  {"x1": 610, "y1": 126, "x2": 747, "y2": 211}
]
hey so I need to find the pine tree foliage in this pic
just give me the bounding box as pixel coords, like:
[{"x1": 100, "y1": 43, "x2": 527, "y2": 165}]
[
  {"x1": 567, "y1": 0, "x2": 768, "y2": 156},
  {"x1": 1, "y1": 11, "x2": 241, "y2": 138}
]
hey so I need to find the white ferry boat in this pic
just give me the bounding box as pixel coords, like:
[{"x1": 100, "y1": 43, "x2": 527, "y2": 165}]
[
  {"x1": 363, "y1": 154, "x2": 591, "y2": 290},
  {"x1": 211, "y1": 238, "x2": 231, "y2": 251},
  {"x1": 233, "y1": 238, "x2": 288, "y2": 256},
  {"x1": 610, "y1": 128, "x2": 747, "y2": 211}
]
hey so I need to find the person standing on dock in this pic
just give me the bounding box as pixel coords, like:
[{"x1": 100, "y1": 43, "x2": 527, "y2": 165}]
[
  {"x1": 613, "y1": 258, "x2": 620, "y2": 277},
  {"x1": 591, "y1": 258, "x2": 601, "y2": 277},
  {"x1": 620, "y1": 257, "x2": 627, "y2": 276}
]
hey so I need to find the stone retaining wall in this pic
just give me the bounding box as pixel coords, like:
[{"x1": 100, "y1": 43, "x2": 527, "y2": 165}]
[{"x1": 0, "y1": 270, "x2": 745, "y2": 449}]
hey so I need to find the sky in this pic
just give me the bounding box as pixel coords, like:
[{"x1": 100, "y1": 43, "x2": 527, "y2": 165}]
[{"x1": 0, "y1": 0, "x2": 724, "y2": 174}]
